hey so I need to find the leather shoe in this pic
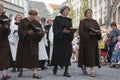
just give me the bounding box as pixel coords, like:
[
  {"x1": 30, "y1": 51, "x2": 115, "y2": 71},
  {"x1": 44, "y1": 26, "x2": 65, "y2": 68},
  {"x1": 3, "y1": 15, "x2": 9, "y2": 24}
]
[
  {"x1": 63, "y1": 72, "x2": 71, "y2": 77},
  {"x1": 41, "y1": 67, "x2": 47, "y2": 70},
  {"x1": 53, "y1": 66, "x2": 57, "y2": 75}
]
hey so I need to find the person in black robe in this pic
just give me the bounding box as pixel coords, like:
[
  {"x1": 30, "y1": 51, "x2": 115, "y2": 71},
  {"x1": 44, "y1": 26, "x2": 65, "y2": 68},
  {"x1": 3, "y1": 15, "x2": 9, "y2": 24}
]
[
  {"x1": 44, "y1": 18, "x2": 52, "y2": 66},
  {"x1": 0, "y1": 3, "x2": 11, "y2": 80},
  {"x1": 51, "y1": 6, "x2": 74, "y2": 77}
]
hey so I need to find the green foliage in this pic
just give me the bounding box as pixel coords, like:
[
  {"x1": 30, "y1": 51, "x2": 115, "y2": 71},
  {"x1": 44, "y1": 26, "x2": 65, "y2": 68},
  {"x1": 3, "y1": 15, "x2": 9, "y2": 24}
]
[{"x1": 80, "y1": 0, "x2": 89, "y2": 20}]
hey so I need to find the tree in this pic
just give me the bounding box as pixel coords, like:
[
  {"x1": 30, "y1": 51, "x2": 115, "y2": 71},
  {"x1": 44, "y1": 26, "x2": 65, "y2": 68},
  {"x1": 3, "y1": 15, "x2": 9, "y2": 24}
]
[{"x1": 80, "y1": 0, "x2": 89, "y2": 20}]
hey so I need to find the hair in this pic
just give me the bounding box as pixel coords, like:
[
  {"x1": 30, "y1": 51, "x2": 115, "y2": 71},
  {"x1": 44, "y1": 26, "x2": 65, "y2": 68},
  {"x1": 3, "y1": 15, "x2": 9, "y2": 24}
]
[
  {"x1": 47, "y1": 18, "x2": 52, "y2": 23},
  {"x1": 14, "y1": 14, "x2": 22, "y2": 20},
  {"x1": 35, "y1": 16, "x2": 41, "y2": 21},
  {"x1": 110, "y1": 22, "x2": 117, "y2": 27},
  {"x1": 0, "y1": 3, "x2": 3, "y2": 8},
  {"x1": 84, "y1": 8, "x2": 92, "y2": 16},
  {"x1": 28, "y1": 9, "x2": 38, "y2": 15},
  {"x1": 60, "y1": 6, "x2": 70, "y2": 14},
  {"x1": 41, "y1": 17, "x2": 46, "y2": 23}
]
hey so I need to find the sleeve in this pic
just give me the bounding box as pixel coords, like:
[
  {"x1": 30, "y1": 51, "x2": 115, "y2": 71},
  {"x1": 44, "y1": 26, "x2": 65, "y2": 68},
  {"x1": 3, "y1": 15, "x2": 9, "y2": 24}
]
[
  {"x1": 53, "y1": 16, "x2": 64, "y2": 39},
  {"x1": 78, "y1": 20, "x2": 89, "y2": 41},
  {"x1": 114, "y1": 43, "x2": 118, "y2": 50},
  {"x1": 95, "y1": 20, "x2": 102, "y2": 40},
  {"x1": 69, "y1": 18, "x2": 74, "y2": 41},
  {"x1": 36, "y1": 25, "x2": 44, "y2": 42},
  {"x1": 49, "y1": 26, "x2": 54, "y2": 44},
  {"x1": 2, "y1": 15, "x2": 11, "y2": 38},
  {"x1": 8, "y1": 24, "x2": 16, "y2": 43},
  {"x1": 18, "y1": 19, "x2": 29, "y2": 40}
]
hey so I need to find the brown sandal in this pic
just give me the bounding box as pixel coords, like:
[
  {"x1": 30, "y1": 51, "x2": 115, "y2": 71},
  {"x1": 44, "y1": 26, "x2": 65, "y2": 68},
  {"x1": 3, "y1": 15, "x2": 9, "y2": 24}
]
[
  {"x1": 90, "y1": 72, "x2": 96, "y2": 77},
  {"x1": 33, "y1": 74, "x2": 42, "y2": 79},
  {"x1": 2, "y1": 74, "x2": 11, "y2": 80},
  {"x1": 82, "y1": 68, "x2": 88, "y2": 75},
  {"x1": 18, "y1": 69, "x2": 23, "y2": 77}
]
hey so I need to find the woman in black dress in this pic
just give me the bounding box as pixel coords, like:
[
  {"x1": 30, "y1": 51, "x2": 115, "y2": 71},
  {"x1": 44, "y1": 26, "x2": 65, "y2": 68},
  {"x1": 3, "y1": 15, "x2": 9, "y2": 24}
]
[{"x1": 51, "y1": 6, "x2": 73, "y2": 77}]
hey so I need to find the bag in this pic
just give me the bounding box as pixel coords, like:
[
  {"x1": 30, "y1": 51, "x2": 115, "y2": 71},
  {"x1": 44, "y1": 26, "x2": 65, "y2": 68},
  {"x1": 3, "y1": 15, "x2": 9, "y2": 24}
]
[{"x1": 98, "y1": 41, "x2": 105, "y2": 49}]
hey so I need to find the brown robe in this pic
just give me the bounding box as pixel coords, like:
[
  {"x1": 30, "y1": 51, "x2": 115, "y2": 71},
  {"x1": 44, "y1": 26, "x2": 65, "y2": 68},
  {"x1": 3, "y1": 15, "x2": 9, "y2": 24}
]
[
  {"x1": 0, "y1": 14, "x2": 11, "y2": 70},
  {"x1": 78, "y1": 18, "x2": 101, "y2": 68},
  {"x1": 15, "y1": 18, "x2": 43, "y2": 68}
]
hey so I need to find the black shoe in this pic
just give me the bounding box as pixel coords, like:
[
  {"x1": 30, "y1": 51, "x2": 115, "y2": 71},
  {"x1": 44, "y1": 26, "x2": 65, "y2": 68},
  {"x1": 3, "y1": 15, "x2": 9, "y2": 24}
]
[
  {"x1": 41, "y1": 67, "x2": 48, "y2": 70},
  {"x1": 63, "y1": 72, "x2": 71, "y2": 77},
  {"x1": 53, "y1": 66, "x2": 57, "y2": 75},
  {"x1": 11, "y1": 68, "x2": 16, "y2": 73},
  {"x1": 59, "y1": 65, "x2": 64, "y2": 69}
]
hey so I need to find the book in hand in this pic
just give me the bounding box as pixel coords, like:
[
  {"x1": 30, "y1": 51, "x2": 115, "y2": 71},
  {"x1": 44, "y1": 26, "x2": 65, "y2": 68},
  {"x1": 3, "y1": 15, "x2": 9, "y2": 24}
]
[
  {"x1": 0, "y1": 18, "x2": 11, "y2": 24},
  {"x1": 88, "y1": 28, "x2": 100, "y2": 33},
  {"x1": 28, "y1": 23, "x2": 42, "y2": 32},
  {"x1": 70, "y1": 27, "x2": 77, "y2": 33},
  {"x1": 62, "y1": 24, "x2": 77, "y2": 33}
]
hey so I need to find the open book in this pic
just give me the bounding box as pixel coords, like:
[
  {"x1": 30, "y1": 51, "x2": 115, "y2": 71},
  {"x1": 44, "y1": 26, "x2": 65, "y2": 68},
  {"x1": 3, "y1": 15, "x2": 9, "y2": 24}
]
[
  {"x1": 88, "y1": 28, "x2": 100, "y2": 33},
  {"x1": 0, "y1": 18, "x2": 11, "y2": 24},
  {"x1": 62, "y1": 24, "x2": 77, "y2": 33},
  {"x1": 28, "y1": 23, "x2": 42, "y2": 32},
  {"x1": 70, "y1": 27, "x2": 77, "y2": 33}
]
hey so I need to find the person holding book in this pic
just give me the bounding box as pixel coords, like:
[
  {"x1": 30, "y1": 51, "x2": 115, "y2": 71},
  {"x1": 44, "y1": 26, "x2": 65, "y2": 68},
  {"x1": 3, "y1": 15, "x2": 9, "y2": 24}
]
[
  {"x1": 51, "y1": 6, "x2": 74, "y2": 77},
  {"x1": 0, "y1": 3, "x2": 11, "y2": 80},
  {"x1": 78, "y1": 8, "x2": 101, "y2": 77},
  {"x1": 15, "y1": 9, "x2": 43, "y2": 79}
]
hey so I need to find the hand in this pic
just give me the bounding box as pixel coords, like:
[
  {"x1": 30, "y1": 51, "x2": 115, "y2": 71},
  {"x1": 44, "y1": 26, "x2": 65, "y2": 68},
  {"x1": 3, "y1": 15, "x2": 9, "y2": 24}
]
[
  {"x1": 37, "y1": 31, "x2": 43, "y2": 35},
  {"x1": 63, "y1": 28, "x2": 71, "y2": 34},
  {"x1": 4, "y1": 24, "x2": 9, "y2": 29},
  {"x1": 13, "y1": 30, "x2": 18, "y2": 34},
  {"x1": 89, "y1": 31, "x2": 96, "y2": 35},
  {"x1": 28, "y1": 29, "x2": 35, "y2": 35}
]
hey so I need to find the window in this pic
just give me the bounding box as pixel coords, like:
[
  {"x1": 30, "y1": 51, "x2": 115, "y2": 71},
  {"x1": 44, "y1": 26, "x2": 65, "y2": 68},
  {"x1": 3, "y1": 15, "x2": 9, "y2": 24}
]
[
  {"x1": 94, "y1": 0, "x2": 97, "y2": 6},
  {"x1": 104, "y1": 16, "x2": 107, "y2": 24},
  {"x1": 9, "y1": 14, "x2": 13, "y2": 19},
  {"x1": 99, "y1": 18, "x2": 102, "y2": 25},
  {"x1": 99, "y1": 0, "x2": 102, "y2": 4}
]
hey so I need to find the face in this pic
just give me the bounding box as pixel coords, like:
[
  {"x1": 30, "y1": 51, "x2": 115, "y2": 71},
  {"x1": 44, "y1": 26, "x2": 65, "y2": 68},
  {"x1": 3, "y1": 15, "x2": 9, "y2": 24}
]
[
  {"x1": 47, "y1": 19, "x2": 53, "y2": 25},
  {"x1": 29, "y1": 14, "x2": 37, "y2": 21},
  {"x1": 62, "y1": 8, "x2": 70, "y2": 17},
  {"x1": 86, "y1": 10, "x2": 92, "y2": 19},
  {"x1": 16, "y1": 15, "x2": 22, "y2": 22},
  {"x1": 111, "y1": 26, "x2": 117, "y2": 30},
  {"x1": 0, "y1": 6, "x2": 3, "y2": 13}
]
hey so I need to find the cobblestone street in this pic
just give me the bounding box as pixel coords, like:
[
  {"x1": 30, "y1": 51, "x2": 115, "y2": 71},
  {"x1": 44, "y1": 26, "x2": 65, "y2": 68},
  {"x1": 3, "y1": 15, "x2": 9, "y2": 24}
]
[{"x1": 0, "y1": 63, "x2": 120, "y2": 80}]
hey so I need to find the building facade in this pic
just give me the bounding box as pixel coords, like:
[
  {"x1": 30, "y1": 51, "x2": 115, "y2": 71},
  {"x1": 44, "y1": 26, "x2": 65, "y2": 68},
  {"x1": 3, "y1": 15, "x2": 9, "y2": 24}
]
[
  {"x1": 110, "y1": 0, "x2": 120, "y2": 26},
  {"x1": 69, "y1": 0, "x2": 81, "y2": 28},
  {"x1": 89, "y1": 0, "x2": 120, "y2": 28},
  {"x1": 0, "y1": 0, "x2": 29, "y2": 19},
  {"x1": 89, "y1": 0, "x2": 107, "y2": 26}
]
